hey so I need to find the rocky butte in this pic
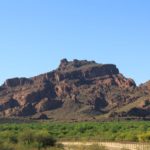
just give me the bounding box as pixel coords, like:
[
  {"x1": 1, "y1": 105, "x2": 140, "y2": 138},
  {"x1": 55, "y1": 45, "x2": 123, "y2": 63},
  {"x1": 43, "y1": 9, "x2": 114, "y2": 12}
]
[{"x1": 0, "y1": 59, "x2": 150, "y2": 121}]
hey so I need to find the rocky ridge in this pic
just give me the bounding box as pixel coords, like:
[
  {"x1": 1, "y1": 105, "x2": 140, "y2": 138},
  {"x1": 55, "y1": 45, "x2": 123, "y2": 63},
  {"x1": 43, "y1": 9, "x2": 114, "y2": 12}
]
[{"x1": 0, "y1": 59, "x2": 150, "y2": 121}]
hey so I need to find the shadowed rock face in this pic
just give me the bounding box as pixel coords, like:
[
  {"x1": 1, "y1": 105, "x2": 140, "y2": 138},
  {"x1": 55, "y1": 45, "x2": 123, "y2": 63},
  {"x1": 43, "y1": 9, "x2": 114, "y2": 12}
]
[
  {"x1": 4, "y1": 78, "x2": 33, "y2": 87},
  {"x1": 0, "y1": 59, "x2": 149, "y2": 120}
]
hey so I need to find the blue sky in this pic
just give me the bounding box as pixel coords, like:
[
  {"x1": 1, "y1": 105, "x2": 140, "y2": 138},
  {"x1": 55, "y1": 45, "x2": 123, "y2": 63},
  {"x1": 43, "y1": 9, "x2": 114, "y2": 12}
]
[{"x1": 0, "y1": 0, "x2": 150, "y2": 85}]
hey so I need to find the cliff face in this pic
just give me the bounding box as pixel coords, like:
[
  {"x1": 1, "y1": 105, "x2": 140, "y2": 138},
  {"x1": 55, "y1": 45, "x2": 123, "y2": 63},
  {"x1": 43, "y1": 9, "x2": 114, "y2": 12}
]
[{"x1": 0, "y1": 59, "x2": 149, "y2": 120}]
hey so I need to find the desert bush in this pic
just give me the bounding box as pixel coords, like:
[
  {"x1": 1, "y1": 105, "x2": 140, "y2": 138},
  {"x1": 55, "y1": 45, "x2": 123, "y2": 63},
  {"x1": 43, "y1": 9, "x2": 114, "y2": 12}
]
[
  {"x1": 18, "y1": 129, "x2": 57, "y2": 149},
  {"x1": 138, "y1": 132, "x2": 150, "y2": 142},
  {"x1": 19, "y1": 129, "x2": 35, "y2": 145},
  {"x1": 0, "y1": 143, "x2": 14, "y2": 150},
  {"x1": 55, "y1": 143, "x2": 64, "y2": 149},
  {"x1": 35, "y1": 131, "x2": 56, "y2": 149},
  {"x1": 0, "y1": 131, "x2": 18, "y2": 144},
  {"x1": 7, "y1": 133, "x2": 18, "y2": 144}
]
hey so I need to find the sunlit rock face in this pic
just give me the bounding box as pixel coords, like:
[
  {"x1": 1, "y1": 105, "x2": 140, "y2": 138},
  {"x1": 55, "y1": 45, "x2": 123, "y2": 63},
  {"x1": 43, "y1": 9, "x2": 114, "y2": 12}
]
[{"x1": 1, "y1": 58, "x2": 149, "y2": 121}]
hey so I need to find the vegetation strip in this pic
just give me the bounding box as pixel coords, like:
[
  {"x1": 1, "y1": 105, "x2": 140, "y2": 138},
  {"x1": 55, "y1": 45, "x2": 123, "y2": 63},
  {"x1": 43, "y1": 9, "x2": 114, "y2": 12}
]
[{"x1": 0, "y1": 121, "x2": 150, "y2": 149}]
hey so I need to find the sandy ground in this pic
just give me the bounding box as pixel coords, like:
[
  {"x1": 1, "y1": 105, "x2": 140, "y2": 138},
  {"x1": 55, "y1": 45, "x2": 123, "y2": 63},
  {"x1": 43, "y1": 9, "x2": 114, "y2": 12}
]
[{"x1": 62, "y1": 141, "x2": 150, "y2": 150}]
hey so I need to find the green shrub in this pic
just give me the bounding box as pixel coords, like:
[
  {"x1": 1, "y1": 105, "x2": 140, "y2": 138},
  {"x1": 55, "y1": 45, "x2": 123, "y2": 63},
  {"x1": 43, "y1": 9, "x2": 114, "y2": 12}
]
[
  {"x1": 0, "y1": 143, "x2": 14, "y2": 150},
  {"x1": 0, "y1": 131, "x2": 18, "y2": 144},
  {"x1": 8, "y1": 135, "x2": 18, "y2": 144},
  {"x1": 55, "y1": 143, "x2": 64, "y2": 149},
  {"x1": 35, "y1": 131, "x2": 56, "y2": 149},
  {"x1": 138, "y1": 132, "x2": 150, "y2": 142},
  {"x1": 19, "y1": 130, "x2": 35, "y2": 145}
]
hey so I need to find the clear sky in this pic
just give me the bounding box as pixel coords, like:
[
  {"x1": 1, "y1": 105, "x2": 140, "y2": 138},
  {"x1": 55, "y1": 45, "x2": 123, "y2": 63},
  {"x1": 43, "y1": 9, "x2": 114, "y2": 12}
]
[{"x1": 0, "y1": 0, "x2": 150, "y2": 85}]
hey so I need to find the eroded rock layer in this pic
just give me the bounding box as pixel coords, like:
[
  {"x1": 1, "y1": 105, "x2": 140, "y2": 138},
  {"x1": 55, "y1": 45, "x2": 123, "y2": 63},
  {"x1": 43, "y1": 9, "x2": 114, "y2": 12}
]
[{"x1": 0, "y1": 59, "x2": 149, "y2": 120}]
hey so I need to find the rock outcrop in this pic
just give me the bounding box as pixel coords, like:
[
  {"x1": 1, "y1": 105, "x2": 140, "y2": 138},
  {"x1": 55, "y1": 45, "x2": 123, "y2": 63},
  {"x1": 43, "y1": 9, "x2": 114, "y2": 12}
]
[{"x1": 0, "y1": 59, "x2": 149, "y2": 121}]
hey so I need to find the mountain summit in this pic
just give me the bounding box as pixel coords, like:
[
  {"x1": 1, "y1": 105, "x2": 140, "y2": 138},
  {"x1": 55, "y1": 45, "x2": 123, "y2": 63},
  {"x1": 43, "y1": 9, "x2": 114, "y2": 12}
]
[{"x1": 0, "y1": 59, "x2": 149, "y2": 121}]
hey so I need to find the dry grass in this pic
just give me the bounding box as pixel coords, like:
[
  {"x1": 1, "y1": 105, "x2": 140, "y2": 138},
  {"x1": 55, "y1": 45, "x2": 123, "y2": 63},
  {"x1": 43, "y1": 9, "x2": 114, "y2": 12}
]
[{"x1": 65, "y1": 144, "x2": 108, "y2": 150}]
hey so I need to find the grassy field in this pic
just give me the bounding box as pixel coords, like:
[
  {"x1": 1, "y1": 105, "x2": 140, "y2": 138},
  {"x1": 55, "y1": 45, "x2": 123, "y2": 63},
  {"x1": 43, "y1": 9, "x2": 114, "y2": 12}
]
[{"x1": 0, "y1": 121, "x2": 150, "y2": 150}]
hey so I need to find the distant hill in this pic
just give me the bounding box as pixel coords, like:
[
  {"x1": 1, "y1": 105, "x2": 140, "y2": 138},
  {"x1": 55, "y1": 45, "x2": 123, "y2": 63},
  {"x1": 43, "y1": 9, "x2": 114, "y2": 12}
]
[{"x1": 0, "y1": 59, "x2": 150, "y2": 121}]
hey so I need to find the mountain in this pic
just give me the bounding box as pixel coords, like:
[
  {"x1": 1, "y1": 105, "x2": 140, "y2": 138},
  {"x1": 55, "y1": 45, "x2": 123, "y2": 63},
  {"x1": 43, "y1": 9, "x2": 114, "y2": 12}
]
[{"x1": 0, "y1": 59, "x2": 150, "y2": 121}]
